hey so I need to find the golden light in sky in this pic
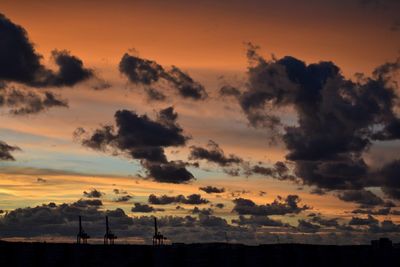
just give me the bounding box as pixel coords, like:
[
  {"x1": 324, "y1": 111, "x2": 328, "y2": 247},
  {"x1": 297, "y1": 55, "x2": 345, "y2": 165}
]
[{"x1": 0, "y1": 0, "x2": 399, "y2": 245}]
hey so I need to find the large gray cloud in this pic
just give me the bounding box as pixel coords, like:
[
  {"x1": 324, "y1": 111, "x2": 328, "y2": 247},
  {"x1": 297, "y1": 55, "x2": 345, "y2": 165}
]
[
  {"x1": 337, "y1": 190, "x2": 384, "y2": 207},
  {"x1": 148, "y1": 194, "x2": 209, "y2": 205},
  {"x1": 235, "y1": 44, "x2": 400, "y2": 202},
  {"x1": 0, "y1": 86, "x2": 68, "y2": 115},
  {"x1": 232, "y1": 195, "x2": 310, "y2": 216},
  {"x1": 75, "y1": 107, "x2": 194, "y2": 183},
  {"x1": 119, "y1": 53, "x2": 207, "y2": 100},
  {"x1": 83, "y1": 189, "x2": 104, "y2": 198},
  {"x1": 199, "y1": 186, "x2": 225, "y2": 194},
  {"x1": 131, "y1": 203, "x2": 164, "y2": 213},
  {"x1": 0, "y1": 13, "x2": 92, "y2": 87},
  {"x1": 189, "y1": 140, "x2": 243, "y2": 167}
]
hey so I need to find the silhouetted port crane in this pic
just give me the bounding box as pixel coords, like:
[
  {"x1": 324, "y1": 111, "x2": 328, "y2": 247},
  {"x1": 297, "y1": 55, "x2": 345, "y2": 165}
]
[
  {"x1": 77, "y1": 216, "x2": 90, "y2": 244},
  {"x1": 152, "y1": 217, "x2": 167, "y2": 246},
  {"x1": 104, "y1": 216, "x2": 117, "y2": 245}
]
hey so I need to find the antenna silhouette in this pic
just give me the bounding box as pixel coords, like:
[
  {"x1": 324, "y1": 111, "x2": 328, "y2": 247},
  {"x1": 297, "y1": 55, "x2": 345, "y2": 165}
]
[
  {"x1": 104, "y1": 216, "x2": 117, "y2": 245},
  {"x1": 76, "y1": 216, "x2": 89, "y2": 244},
  {"x1": 152, "y1": 217, "x2": 167, "y2": 246}
]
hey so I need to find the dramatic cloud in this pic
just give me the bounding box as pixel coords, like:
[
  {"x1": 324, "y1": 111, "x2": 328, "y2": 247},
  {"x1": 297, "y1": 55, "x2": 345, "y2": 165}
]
[
  {"x1": 119, "y1": 53, "x2": 207, "y2": 100},
  {"x1": 237, "y1": 44, "x2": 400, "y2": 202},
  {"x1": 375, "y1": 160, "x2": 400, "y2": 200},
  {"x1": 249, "y1": 161, "x2": 298, "y2": 182},
  {"x1": 199, "y1": 186, "x2": 225, "y2": 194},
  {"x1": 131, "y1": 203, "x2": 163, "y2": 213},
  {"x1": 189, "y1": 140, "x2": 243, "y2": 167},
  {"x1": 349, "y1": 215, "x2": 379, "y2": 226},
  {"x1": 232, "y1": 195, "x2": 310, "y2": 216},
  {"x1": 0, "y1": 140, "x2": 21, "y2": 161},
  {"x1": 75, "y1": 107, "x2": 194, "y2": 183},
  {"x1": 337, "y1": 190, "x2": 384, "y2": 207},
  {"x1": 0, "y1": 13, "x2": 92, "y2": 87},
  {"x1": 148, "y1": 194, "x2": 209, "y2": 205},
  {"x1": 0, "y1": 86, "x2": 68, "y2": 115},
  {"x1": 83, "y1": 189, "x2": 104, "y2": 198}
]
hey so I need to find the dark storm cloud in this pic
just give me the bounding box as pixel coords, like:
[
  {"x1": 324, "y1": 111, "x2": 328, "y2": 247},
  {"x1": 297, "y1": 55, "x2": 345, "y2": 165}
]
[
  {"x1": 0, "y1": 140, "x2": 21, "y2": 161},
  {"x1": 166, "y1": 66, "x2": 208, "y2": 100},
  {"x1": 237, "y1": 44, "x2": 400, "y2": 202},
  {"x1": 232, "y1": 215, "x2": 288, "y2": 227},
  {"x1": 75, "y1": 107, "x2": 194, "y2": 183},
  {"x1": 142, "y1": 160, "x2": 194, "y2": 183},
  {"x1": 118, "y1": 53, "x2": 164, "y2": 85},
  {"x1": 0, "y1": 86, "x2": 68, "y2": 115},
  {"x1": 119, "y1": 53, "x2": 207, "y2": 100},
  {"x1": 73, "y1": 199, "x2": 103, "y2": 208},
  {"x1": 199, "y1": 186, "x2": 225, "y2": 194},
  {"x1": 148, "y1": 194, "x2": 209, "y2": 205},
  {"x1": 189, "y1": 140, "x2": 243, "y2": 167},
  {"x1": 349, "y1": 215, "x2": 379, "y2": 226},
  {"x1": 0, "y1": 13, "x2": 92, "y2": 87},
  {"x1": 131, "y1": 203, "x2": 163, "y2": 213},
  {"x1": 83, "y1": 189, "x2": 104, "y2": 198},
  {"x1": 337, "y1": 190, "x2": 384, "y2": 207},
  {"x1": 375, "y1": 160, "x2": 400, "y2": 200},
  {"x1": 249, "y1": 161, "x2": 298, "y2": 182},
  {"x1": 232, "y1": 195, "x2": 310, "y2": 216}
]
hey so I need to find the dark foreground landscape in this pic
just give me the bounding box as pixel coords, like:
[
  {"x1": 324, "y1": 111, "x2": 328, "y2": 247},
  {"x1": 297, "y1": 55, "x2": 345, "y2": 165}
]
[{"x1": 0, "y1": 241, "x2": 399, "y2": 267}]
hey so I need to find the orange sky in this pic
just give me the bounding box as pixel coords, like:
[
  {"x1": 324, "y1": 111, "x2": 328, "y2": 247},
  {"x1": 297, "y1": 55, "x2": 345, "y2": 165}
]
[
  {"x1": 0, "y1": 0, "x2": 400, "y2": 244},
  {"x1": 0, "y1": 0, "x2": 399, "y2": 74}
]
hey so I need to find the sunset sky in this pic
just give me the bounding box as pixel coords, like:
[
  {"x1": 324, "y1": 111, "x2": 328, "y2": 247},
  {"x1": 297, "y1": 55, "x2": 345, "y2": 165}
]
[{"x1": 0, "y1": 0, "x2": 400, "y2": 245}]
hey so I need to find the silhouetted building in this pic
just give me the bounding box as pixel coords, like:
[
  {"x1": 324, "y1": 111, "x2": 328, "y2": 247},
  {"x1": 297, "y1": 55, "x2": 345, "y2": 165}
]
[
  {"x1": 76, "y1": 216, "x2": 90, "y2": 244},
  {"x1": 152, "y1": 217, "x2": 167, "y2": 246},
  {"x1": 371, "y1": 238, "x2": 392, "y2": 249},
  {"x1": 103, "y1": 216, "x2": 117, "y2": 245}
]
